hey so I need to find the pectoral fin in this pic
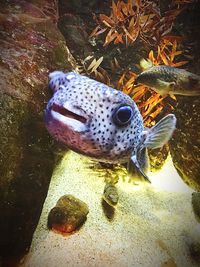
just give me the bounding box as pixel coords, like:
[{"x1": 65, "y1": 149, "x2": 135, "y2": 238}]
[
  {"x1": 157, "y1": 79, "x2": 175, "y2": 90},
  {"x1": 144, "y1": 114, "x2": 176, "y2": 149},
  {"x1": 155, "y1": 79, "x2": 176, "y2": 96},
  {"x1": 129, "y1": 154, "x2": 151, "y2": 183}
]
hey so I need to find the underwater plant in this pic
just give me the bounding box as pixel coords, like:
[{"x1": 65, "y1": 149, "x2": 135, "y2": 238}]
[
  {"x1": 77, "y1": 55, "x2": 111, "y2": 85},
  {"x1": 78, "y1": 37, "x2": 189, "y2": 128},
  {"x1": 74, "y1": 0, "x2": 195, "y2": 174},
  {"x1": 90, "y1": 0, "x2": 193, "y2": 47},
  {"x1": 89, "y1": 0, "x2": 194, "y2": 127}
]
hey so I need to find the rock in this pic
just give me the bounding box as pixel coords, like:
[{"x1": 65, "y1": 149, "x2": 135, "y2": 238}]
[
  {"x1": 58, "y1": 14, "x2": 93, "y2": 59},
  {"x1": 189, "y1": 242, "x2": 200, "y2": 263},
  {"x1": 59, "y1": 0, "x2": 109, "y2": 16},
  {"x1": 0, "y1": 0, "x2": 76, "y2": 263},
  {"x1": 169, "y1": 1, "x2": 200, "y2": 191},
  {"x1": 102, "y1": 183, "x2": 119, "y2": 207},
  {"x1": 148, "y1": 145, "x2": 169, "y2": 172},
  {"x1": 48, "y1": 195, "x2": 89, "y2": 234},
  {"x1": 169, "y1": 97, "x2": 200, "y2": 191},
  {"x1": 192, "y1": 192, "x2": 200, "y2": 222}
]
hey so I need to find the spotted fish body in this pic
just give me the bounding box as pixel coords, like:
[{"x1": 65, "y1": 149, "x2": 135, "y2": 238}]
[
  {"x1": 45, "y1": 71, "x2": 176, "y2": 181},
  {"x1": 46, "y1": 72, "x2": 143, "y2": 163},
  {"x1": 134, "y1": 65, "x2": 200, "y2": 97}
]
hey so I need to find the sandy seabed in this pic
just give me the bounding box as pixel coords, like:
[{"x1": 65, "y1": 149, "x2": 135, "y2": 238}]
[{"x1": 21, "y1": 151, "x2": 200, "y2": 267}]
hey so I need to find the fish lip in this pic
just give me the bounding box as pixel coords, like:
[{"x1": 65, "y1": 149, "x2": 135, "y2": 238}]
[{"x1": 51, "y1": 103, "x2": 88, "y2": 124}]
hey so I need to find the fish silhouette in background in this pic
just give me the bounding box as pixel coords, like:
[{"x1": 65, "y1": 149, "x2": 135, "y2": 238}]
[{"x1": 134, "y1": 65, "x2": 200, "y2": 97}]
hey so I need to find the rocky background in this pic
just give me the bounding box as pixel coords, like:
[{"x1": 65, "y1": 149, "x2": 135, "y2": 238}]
[
  {"x1": 0, "y1": 0, "x2": 199, "y2": 266},
  {"x1": 0, "y1": 0, "x2": 76, "y2": 265},
  {"x1": 169, "y1": 2, "x2": 200, "y2": 191}
]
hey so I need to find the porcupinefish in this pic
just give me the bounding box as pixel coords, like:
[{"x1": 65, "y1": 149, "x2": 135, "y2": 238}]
[
  {"x1": 134, "y1": 65, "x2": 200, "y2": 97},
  {"x1": 45, "y1": 71, "x2": 176, "y2": 182}
]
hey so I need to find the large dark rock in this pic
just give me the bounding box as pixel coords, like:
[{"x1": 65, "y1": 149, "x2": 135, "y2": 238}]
[
  {"x1": 169, "y1": 97, "x2": 200, "y2": 191},
  {"x1": 0, "y1": 0, "x2": 75, "y2": 263},
  {"x1": 169, "y1": 1, "x2": 200, "y2": 191}
]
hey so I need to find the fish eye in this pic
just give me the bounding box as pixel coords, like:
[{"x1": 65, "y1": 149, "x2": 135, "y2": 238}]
[{"x1": 112, "y1": 105, "x2": 133, "y2": 126}]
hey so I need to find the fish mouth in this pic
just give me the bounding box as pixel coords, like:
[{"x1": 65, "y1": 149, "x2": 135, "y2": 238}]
[
  {"x1": 51, "y1": 103, "x2": 87, "y2": 123},
  {"x1": 50, "y1": 103, "x2": 88, "y2": 132}
]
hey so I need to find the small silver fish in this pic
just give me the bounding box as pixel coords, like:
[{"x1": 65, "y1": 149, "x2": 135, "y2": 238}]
[
  {"x1": 45, "y1": 71, "x2": 176, "y2": 182},
  {"x1": 134, "y1": 65, "x2": 200, "y2": 97}
]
